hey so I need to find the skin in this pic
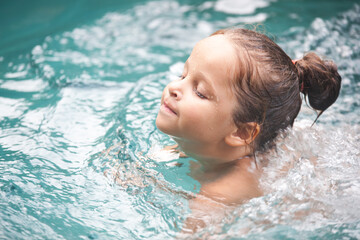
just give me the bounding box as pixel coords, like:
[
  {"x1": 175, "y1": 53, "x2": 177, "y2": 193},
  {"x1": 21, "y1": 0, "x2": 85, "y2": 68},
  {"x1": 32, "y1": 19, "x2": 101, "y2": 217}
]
[{"x1": 156, "y1": 35, "x2": 262, "y2": 232}]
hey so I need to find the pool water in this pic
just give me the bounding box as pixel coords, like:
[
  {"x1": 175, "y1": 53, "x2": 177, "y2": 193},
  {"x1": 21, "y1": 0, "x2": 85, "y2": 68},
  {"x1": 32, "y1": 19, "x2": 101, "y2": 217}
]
[{"x1": 1, "y1": 0, "x2": 359, "y2": 239}]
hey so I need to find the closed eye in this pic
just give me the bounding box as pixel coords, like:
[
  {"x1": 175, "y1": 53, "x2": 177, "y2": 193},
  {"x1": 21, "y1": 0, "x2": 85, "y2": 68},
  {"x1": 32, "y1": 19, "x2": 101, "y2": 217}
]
[{"x1": 194, "y1": 88, "x2": 207, "y2": 99}]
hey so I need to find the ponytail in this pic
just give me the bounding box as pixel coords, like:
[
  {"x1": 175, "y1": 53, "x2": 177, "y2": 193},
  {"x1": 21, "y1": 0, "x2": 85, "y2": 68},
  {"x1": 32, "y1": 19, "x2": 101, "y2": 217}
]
[{"x1": 294, "y1": 53, "x2": 342, "y2": 118}]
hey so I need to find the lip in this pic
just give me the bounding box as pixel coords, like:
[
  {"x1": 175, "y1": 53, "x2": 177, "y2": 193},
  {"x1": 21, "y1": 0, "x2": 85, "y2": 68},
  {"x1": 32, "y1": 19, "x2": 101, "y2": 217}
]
[{"x1": 161, "y1": 100, "x2": 177, "y2": 116}]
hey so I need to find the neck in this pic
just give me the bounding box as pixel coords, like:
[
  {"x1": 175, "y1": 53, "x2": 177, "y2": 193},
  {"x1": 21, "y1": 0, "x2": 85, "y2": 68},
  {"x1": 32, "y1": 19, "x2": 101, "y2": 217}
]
[
  {"x1": 198, "y1": 155, "x2": 254, "y2": 173},
  {"x1": 174, "y1": 137, "x2": 254, "y2": 172}
]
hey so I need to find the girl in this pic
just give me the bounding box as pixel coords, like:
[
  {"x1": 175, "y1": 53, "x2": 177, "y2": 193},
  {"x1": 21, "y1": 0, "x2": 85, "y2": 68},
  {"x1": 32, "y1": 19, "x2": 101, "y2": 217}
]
[{"x1": 156, "y1": 28, "x2": 341, "y2": 232}]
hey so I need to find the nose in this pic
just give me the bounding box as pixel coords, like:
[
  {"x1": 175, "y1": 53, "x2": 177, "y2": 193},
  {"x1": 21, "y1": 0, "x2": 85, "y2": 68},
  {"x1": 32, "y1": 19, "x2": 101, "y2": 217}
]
[{"x1": 168, "y1": 81, "x2": 182, "y2": 100}]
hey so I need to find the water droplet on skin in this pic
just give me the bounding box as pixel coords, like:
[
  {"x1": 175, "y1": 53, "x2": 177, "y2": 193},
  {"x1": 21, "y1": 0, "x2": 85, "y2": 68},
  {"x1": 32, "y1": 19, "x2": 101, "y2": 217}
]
[{"x1": 247, "y1": 161, "x2": 256, "y2": 173}]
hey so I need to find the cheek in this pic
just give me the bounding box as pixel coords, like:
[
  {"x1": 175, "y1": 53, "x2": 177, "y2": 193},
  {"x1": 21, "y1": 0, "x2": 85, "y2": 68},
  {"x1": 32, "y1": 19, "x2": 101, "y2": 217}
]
[{"x1": 179, "y1": 104, "x2": 226, "y2": 140}]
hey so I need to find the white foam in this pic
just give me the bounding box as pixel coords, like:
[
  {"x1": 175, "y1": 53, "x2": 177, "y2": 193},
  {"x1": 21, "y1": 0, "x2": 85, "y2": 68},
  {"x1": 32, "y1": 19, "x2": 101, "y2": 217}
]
[
  {"x1": 4, "y1": 71, "x2": 28, "y2": 78},
  {"x1": 31, "y1": 45, "x2": 43, "y2": 55},
  {"x1": 0, "y1": 78, "x2": 47, "y2": 92},
  {"x1": 215, "y1": 0, "x2": 271, "y2": 15},
  {"x1": 227, "y1": 13, "x2": 268, "y2": 24},
  {"x1": 0, "y1": 97, "x2": 29, "y2": 120}
]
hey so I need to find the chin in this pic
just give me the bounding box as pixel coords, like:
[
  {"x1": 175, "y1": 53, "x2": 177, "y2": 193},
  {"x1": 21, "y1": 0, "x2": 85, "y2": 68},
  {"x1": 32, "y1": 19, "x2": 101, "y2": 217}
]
[
  {"x1": 156, "y1": 115, "x2": 183, "y2": 142},
  {"x1": 156, "y1": 114, "x2": 172, "y2": 135}
]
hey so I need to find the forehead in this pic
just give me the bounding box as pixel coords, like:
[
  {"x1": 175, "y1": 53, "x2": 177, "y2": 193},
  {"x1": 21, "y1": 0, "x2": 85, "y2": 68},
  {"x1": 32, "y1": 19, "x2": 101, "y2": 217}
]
[
  {"x1": 192, "y1": 35, "x2": 237, "y2": 66},
  {"x1": 189, "y1": 35, "x2": 238, "y2": 94}
]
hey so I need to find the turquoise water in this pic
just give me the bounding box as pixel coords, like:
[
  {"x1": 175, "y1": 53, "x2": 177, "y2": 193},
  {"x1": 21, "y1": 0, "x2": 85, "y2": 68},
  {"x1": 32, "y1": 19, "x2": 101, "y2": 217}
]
[{"x1": 1, "y1": 0, "x2": 359, "y2": 239}]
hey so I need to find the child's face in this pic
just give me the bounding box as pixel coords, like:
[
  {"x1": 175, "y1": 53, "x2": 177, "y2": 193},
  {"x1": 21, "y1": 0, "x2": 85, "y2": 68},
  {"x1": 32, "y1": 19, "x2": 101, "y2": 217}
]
[{"x1": 156, "y1": 35, "x2": 239, "y2": 148}]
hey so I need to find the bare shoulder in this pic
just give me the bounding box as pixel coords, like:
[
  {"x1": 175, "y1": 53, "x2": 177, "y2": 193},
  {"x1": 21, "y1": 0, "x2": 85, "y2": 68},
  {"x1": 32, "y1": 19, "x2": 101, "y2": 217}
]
[{"x1": 200, "y1": 160, "x2": 262, "y2": 205}]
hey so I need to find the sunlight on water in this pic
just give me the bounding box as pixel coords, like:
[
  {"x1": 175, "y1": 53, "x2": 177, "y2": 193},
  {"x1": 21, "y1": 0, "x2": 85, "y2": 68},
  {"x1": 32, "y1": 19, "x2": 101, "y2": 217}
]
[{"x1": 0, "y1": 0, "x2": 359, "y2": 239}]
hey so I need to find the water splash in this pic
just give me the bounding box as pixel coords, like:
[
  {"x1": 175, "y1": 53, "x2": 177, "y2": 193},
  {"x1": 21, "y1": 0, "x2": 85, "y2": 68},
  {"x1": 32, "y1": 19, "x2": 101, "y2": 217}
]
[{"x1": 1, "y1": 1, "x2": 359, "y2": 239}]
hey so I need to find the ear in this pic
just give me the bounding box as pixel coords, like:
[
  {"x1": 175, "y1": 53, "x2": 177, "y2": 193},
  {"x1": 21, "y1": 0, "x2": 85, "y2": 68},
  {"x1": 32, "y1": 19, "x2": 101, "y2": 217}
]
[{"x1": 224, "y1": 122, "x2": 260, "y2": 147}]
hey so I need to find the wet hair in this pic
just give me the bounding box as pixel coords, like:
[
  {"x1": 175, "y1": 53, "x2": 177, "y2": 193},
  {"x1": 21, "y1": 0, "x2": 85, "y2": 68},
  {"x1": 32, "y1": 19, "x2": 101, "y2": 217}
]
[{"x1": 212, "y1": 28, "x2": 341, "y2": 151}]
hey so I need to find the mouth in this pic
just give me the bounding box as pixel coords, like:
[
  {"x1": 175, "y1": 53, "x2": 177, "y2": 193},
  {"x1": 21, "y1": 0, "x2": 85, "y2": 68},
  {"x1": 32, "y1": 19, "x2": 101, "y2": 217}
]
[{"x1": 161, "y1": 101, "x2": 177, "y2": 116}]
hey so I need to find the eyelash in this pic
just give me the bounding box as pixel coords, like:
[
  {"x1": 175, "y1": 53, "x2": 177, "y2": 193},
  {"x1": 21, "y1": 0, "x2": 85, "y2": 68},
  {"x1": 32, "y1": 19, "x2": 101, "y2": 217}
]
[
  {"x1": 194, "y1": 88, "x2": 207, "y2": 99},
  {"x1": 178, "y1": 75, "x2": 207, "y2": 99}
]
